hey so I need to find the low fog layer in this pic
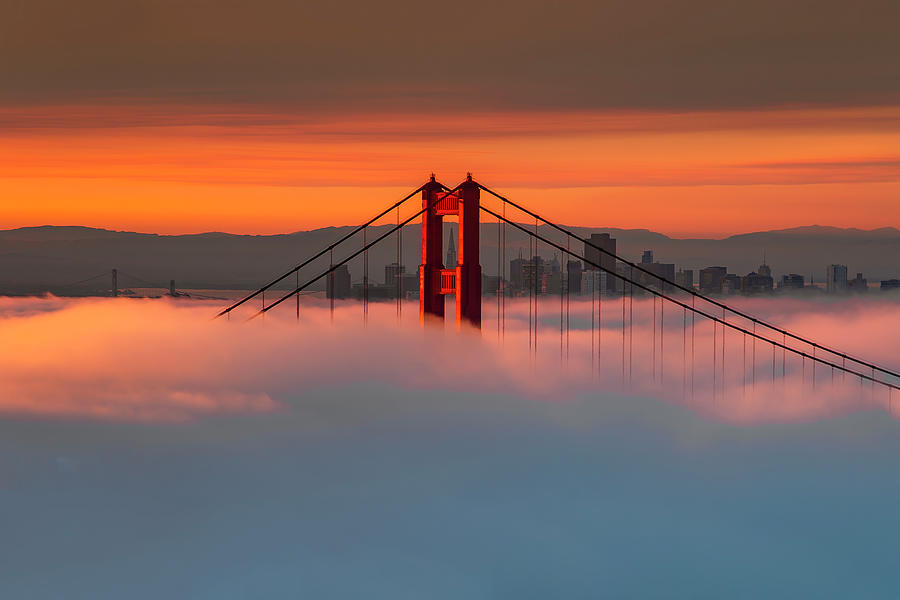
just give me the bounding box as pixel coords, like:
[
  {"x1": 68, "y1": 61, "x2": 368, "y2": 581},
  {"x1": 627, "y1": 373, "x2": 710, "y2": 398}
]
[{"x1": 0, "y1": 295, "x2": 896, "y2": 423}]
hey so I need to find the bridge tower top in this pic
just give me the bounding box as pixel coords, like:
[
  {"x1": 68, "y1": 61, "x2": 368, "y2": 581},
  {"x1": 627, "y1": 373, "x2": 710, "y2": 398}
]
[{"x1": 419, "y1": 175, "x2": 481, "y2": 328}]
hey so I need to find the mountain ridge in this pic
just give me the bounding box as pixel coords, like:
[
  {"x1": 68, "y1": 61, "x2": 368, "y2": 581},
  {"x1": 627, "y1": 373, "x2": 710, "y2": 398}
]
[
  {"x1": 1, "y1": 224, "x2": 897, "y2": 293},
  {"x1": 2, "y1": 224, "x2": 897, "y2": 242}
]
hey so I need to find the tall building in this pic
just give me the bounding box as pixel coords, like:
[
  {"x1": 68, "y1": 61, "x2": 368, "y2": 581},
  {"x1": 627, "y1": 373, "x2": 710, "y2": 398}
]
[
  {"x1": 741, "y1": 271, "x2": 774, "y2": 294},
  {"x1": 641, "y1": 250, "x2": 654, "y2": 264},
  {"x1": 510, "y1": 254, "x2": 528, "y2": 293},
  {"x1": 779, "y1": 274, "x2": 805, "y2": 289},
  {"x1": 445, "y1": 231, "x2": 457, "y2": 268},
  {"x1": 675, "y1": 269, "x2": 694, "y2": 289},
  {"x1": 848, "y1": 272, "x2": 868, "y2": 293},
  {"x1": 545, "y1": 255, "x2": 562, "y2": 294},
  {"x1": 722, "y1": 274, "x2": 742, "y2": 295},
  {"x1": 645, "y1": 262, "x2": 675, "y2": 291},
  {"x1": 384, "y1": 262, "x2": 405, "y2": 289},
  {"x1": 566, "y1": 260, "x2": 582, "y2": 294},
  {"x1": 584, "y1": 233, "x2": 616, "y2": 274},
  {"x1": 699, "y1": 266, "x2": 727, "y2": 295},
  {"x1": 826, "y1": 264, "x2": 848, "y2": 293},
  {"x1": 326, "y1": 264, "x2": 352, "y2": 299},
  {"x1": 526, "y1": 256, "x2": 545, "y2": 294}
]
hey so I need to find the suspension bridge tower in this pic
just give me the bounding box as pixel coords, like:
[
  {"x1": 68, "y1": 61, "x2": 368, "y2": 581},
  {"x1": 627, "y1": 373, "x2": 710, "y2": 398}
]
[{"x1": 419, "y1": 174, "x2": 482, "y2": 328}]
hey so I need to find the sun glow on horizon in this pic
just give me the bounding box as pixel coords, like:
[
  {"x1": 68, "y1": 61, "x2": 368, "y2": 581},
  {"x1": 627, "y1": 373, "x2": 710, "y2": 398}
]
[{"x1": 2, "y1": 103, "x2": 899, "y2": 236}]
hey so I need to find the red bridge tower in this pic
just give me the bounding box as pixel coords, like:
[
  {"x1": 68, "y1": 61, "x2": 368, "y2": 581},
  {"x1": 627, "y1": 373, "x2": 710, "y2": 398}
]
[{"x1": 419, "y1": 174, "x2": 482, "y2": 328}]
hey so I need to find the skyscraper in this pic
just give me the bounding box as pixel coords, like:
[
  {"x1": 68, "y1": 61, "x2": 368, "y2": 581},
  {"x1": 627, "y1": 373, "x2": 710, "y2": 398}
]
[
  {"x1": 826, "y1": 264, "x2": 848, "y2": 293},
  {"x1": 384, "y1": 262, "x2": 405, "y2": 289},
  {"x1": 675, "y1": 269, "x2": 694, "y2": 289},
  {"x1": 779, "y1": 274, "x2": 805, "y2": 290},
  {"x1": 699, "y1": 266, "x2": 727, "y2": 295},
  {"x1": 566, "y1": 260, "x2": 582, "y2": 294},
  {"x1": 848, "y1": 272, "x2": 868, "y2": 293},
  {"x1": 584, "y1": 233, "x2": 616, "y2": 274},
  {"x1": 326, "y1": 264, "x2": 352, "y2": 299}
]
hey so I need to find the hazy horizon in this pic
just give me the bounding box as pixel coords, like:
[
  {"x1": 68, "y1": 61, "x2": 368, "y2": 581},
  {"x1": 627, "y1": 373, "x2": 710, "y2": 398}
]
[{"x1": 4, "y1": 221, "x2": 900, "y2": 240}]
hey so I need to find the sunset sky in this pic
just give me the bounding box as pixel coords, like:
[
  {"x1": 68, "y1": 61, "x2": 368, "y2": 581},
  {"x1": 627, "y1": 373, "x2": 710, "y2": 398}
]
[{"x1": 3, "y1": 0, "x2": 899, "y2": 236}]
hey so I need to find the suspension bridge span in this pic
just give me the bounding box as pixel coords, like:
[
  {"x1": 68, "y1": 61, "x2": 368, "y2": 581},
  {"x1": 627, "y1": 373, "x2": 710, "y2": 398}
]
[{"x1": 216, "y1": 175, "x2": 899, "y2": 399}]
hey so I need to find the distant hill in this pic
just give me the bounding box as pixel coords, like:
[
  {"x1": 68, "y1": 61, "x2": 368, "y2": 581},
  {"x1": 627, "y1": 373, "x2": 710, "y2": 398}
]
[{"x1": 0, "y1": 224, "x2": 897, "y2": 294}]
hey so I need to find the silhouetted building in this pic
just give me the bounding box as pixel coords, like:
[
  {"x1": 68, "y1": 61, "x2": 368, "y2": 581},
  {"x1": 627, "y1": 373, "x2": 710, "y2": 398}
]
[
  {"x1": 582, "y1": 269, "x2": 618, "y2": 296},
  {"x1": 826, "y1": 264, "x2": 848, "y2": 293},
  {"x1": 566, "y1": 260, "x2": 582, "y2": 294},
  {"x1": 400, "y1": 273, "x2": 418, "y2": 297},
  {"x1": 779, "y1": 274, "x2": 805, "y2": 290},
  {"x1": 881, "y1": 279, "x2": 900, "y2": 291},
  {"x1": 384, "y1": 262, "x2": 405, "y2": 289},
  {"x1": 675, "y1": 269, "x2": 694, "y2": 289},
  {"x1": 510, "y1": 254, "x2": 528, "y2": 293},
  {"x1": 848, "y1": 272, "x2": 868, "y2": 293},
  {"x1": 327, "y1": 264, "x2": 352, "y2": 299},
  {"x1": 741, "y1": 271, "x2": 774, "y2": 294},
  {"x1": 758, "y1": 262, "x2": 772, "y2": 278},
  {"x1": 581, "y1": 269, "x2": 600, "y2": 295},
  {"x1": 641, "y1": 250, "x2": 654, "y2": 264},
  {"x1": 699, "y1": 266, "x2": 727, "y2": 295},
  {"x1": 584, "y1": 233, "x2": 616, "y2": 274},
  {"x1": 529, "y1": 256, "x2": 546, "y2": 294},
  {"x1": 645, "y1": 262, "x2": 675, "y2": 292},
  {"x1": 722, "y1": 274, "x2": 742, "y2": 295},
  {"x1": 545, "y1": 256, "x2": 562, "y2": 294},
  {"x1": 509, "y1": 255, "x2": 547, "y2": 295}
]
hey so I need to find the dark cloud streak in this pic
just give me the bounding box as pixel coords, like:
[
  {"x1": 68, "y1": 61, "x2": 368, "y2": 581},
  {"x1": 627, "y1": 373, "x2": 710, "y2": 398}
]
[{"x1": 3, "y1": 0, "x2": 899, "y2": 110}]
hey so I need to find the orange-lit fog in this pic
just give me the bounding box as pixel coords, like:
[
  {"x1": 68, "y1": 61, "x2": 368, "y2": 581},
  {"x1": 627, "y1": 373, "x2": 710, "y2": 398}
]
[
  {"x1": 0, "y1": 296, "x2": 896, "y2": 423},
  {"x1": 2, "y1": 103, "x2": 899, "y2": 235}
]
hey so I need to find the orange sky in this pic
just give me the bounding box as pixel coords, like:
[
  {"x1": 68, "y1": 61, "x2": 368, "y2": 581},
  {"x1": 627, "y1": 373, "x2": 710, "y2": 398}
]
[{"x1": 2, "y1": 103, "x2": 899, "y2": 237}]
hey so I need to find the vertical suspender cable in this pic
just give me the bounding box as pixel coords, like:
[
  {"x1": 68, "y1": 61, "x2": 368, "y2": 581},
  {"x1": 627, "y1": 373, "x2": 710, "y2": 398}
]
[
  {"x1": 773, "y1": 343, "x2": 776, "y2": 384},
  {"x1": 502, "y1": 201, "x2": 506, "y2": 342},
  {"x1": 661, "y1": 295, "x2": 665, "y2": 385},
  {"x1": 743, "y1": 333, "x2": 747, "y2": 398},
  {"x1": 534, "y1": 219, "x2": 543, "y2": 357},
  {"x1": 691, "y1": 295, "x2": 696, "y2": 399},
  {"x1": 682, "y1": 306, "x2": 687, "y2": 400},
  {"x1": 529, "y1": 225, "x2": 533, "y2": 355},
  {"x1": 560, "y1": 250, "x2": 564, "y2": 364},
  {"x1": 622, "y1": 261, "x2": 626, "y2": 385},
  {"x1": 363, "y1": 227, "x2": 368, "y2": 326},
  {"x1": 566, "y1": 238, "x2": 571, "y2": 362},
  {"x1": 629, "y1": 265, "x2": 634, "y2": 385},
  {"x1": 653, "y1": 295, "x2": 657, "y2": 383},
  {"x1": 598, "y1": 267, "x2": 602, "y2": 379},
  {"x1": 329, "y1": 248, "x2": 334, "y2": 323},
  {"x1": 591, "y1": 266, "x2": 596, "y2": 379},
  {"x1": 713, "y1": 319, "x2": 717, "y2": 403},
  {"x1": 812, "y1": 346, "x2": 817, "y2": 390},
  {"x1": 752, "y1": 322, "x2": 756, "y2": 389},
  {"x1": 721, "y1": 307, "x2": 725, "y2": 400}
]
